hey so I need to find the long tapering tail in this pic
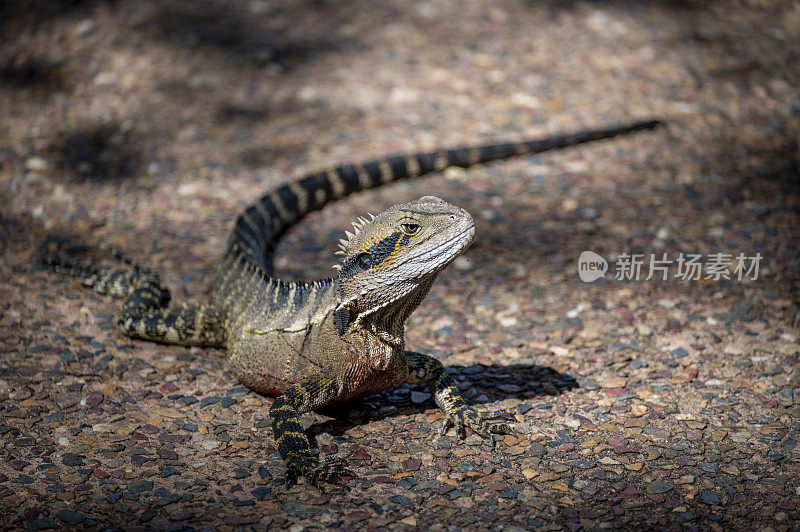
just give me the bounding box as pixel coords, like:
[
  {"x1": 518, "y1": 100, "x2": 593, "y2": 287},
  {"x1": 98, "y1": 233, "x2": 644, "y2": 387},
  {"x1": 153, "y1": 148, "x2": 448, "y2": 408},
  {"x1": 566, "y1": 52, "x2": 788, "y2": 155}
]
[{"x1": 226, "y1": 119, "x2": 663, "y2": 274}]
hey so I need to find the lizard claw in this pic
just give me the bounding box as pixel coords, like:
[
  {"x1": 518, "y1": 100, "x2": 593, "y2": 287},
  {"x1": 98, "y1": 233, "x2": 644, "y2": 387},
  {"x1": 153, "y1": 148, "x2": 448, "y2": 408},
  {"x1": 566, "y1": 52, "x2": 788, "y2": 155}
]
[
  {"x1": 441, "y1": 407, "x2": 512, "y2": 445},
  {"x1": 440, "y1": 415, "x2": 453, "y2": 436},
  {"x1": 285, "y1": 454, "x2": 353, "y2": 490}
]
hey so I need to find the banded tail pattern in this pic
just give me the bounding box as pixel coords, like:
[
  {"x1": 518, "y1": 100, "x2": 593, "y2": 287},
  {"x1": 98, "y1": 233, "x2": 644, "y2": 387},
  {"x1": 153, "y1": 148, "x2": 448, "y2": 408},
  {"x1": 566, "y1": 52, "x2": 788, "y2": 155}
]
[{"x1": 225, "y1": 119, "x2": 662, "y2": 277}]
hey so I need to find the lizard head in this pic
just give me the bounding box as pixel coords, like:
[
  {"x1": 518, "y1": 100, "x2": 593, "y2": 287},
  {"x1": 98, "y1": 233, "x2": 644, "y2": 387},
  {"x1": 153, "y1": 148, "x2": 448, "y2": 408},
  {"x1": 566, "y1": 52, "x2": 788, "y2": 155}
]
[{"x1": 333, "y1": 195, "x2": 475, "y2": 324}]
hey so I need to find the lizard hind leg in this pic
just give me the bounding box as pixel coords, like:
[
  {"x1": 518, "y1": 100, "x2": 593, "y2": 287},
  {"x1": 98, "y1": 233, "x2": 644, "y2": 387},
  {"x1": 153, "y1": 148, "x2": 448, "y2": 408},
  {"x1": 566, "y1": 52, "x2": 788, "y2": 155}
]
[
  {"x1": 52, "y1": 255, "x2": 226, "y2": 347},
  {"x1": 113, "y1": 271, "x2": 227, "y2": 347}
]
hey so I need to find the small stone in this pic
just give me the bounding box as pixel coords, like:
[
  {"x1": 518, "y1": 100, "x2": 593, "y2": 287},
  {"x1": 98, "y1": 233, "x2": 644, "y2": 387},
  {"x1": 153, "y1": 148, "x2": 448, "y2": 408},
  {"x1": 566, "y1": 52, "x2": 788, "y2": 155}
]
[
  {"x1": 26, "y1": 156, "x2": 48, "y2": 171},
  {"x1": 450, "y1": 253, "x2": 474, "y2": 272},
  {"x1": 700, "y1": 491, "x2": 721, "y2": 505},
  {"x1": 29, "y1": 517, "x2": 57, "y2": 530},
  {"x1": 720, "y1": 463, "x2": 740, "y2": 475},
  {"x1": 161, "y1": 467, "x2": 180, "y2": 478},
  {"x1": 45, "y1": 412, "x2": 64, "y2": 424},
  {"x1": 671, "y1": 348, "x2": 688, "y2": 358},
  {"x1": 220, "y1": 397, "x2": 237, "y2": 408},
  {"x1": 130, "y1": 480, "x2": 154, "y2": 493},
  {"x1": 56, "y1": 392, "x2": 81, "y2": 409},
  {"x1": 10, "y1": 386, "x2": 34, "y2": 400},
  {"x1": 389, "y1": 494, "x2": 412, "y2": 505},
  {"x1": 602, "y1": 376, "x2": 628, "y2": 388},
  {"x1": 157, "y1": 448, "x2": 178, "y2": 460},
  {"x1": 151, "y1": 407, "x2": 185, "y2": 419},
  {"x1": 62, "y1": 453, "x2": 85, "y2": 466},
  {"x1": 578, "y1": 378, "x2": 600, "y2": 390},
  {"x1": 731, "y1": 430, "x2": 751, "y2": 443},
  {"x1": 56, "y1": 510, "x2": 85, "y2": 525},
  {"x1": 85, "y1": 391, "x2": 104, "y2": 406},
  {"x1": 232, "y1": 500, "x2": 254, "y2": 507},
  {"x1": 200, "y1": 396, "x2": 220, "y2": 407},
  {"x1": 646, "y1": 481, "x2": 672, "y2": 494},
  {"x1": 410, "y1": 391, "x2": 431, "y2": 404},
  {"x1": 397, "y1": 477, "x2": 416, "y2": 489},
  {"x1": 712, "y1": 430, "x2": 728, "y2": 442},
  {"x1": 403, "y1": 459, "x2": 421, "y2": 471},
  {"x1": 516, "y1": 403, "x2": 533, "y2": 414},
  {"x1": 699, "y1": 462, "x2": 718, "y2": 473},
  {"x1": 140, "y1": 508, "x2": 157, "y2": 523}
]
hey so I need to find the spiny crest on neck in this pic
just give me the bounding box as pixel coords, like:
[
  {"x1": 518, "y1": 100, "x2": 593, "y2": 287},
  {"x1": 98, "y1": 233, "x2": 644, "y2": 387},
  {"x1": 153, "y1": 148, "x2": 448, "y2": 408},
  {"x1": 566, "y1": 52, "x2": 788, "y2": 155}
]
[{"x1": 332, "y1": 212, "x2": 376, "y2": 270}]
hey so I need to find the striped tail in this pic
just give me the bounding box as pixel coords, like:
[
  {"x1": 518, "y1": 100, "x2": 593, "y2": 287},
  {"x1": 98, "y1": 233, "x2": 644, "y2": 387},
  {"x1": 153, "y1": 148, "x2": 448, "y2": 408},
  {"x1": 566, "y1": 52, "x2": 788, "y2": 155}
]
[{"x1": 227, "y1": 119, "x2": 662, "y2": 273}]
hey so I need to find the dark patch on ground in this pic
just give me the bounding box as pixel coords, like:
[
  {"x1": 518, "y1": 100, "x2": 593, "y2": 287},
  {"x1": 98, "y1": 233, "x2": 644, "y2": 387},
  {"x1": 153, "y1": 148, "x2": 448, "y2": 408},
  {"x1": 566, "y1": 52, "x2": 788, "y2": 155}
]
[
  {"x1": 139, "y1": 1, "x2": 365, "y2": 71},
  {"x1": 0, "y1": 56, "x2": 65, "y2": 92},
  {"x1": 46, "y1": 123, "x2": 143, "y2": 181},
  {"x1": 0, "y1": 0, "x2": 114, "y2": 37}
]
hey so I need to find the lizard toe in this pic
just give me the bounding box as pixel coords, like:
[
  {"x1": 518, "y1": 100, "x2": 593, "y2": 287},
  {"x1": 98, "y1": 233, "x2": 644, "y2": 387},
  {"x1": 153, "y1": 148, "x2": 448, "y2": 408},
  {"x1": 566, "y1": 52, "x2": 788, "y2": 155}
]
[
  {"x1": 489, "y1": 421, "x2": 512, "y2": 434},
  {"x1": 444, "y1": 407, "x2": 514, "y2": 444}
]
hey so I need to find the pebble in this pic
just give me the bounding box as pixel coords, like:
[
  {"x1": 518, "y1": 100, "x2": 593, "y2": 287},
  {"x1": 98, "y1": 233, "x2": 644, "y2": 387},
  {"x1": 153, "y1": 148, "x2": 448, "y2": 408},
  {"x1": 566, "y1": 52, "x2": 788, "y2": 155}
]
[
  {"x1": 29, "y1": 517, "x2": 57, "y2": 530},
  {"x1": 56, "y1": 510, "x2": 86, "y2": 525},
  {"x1": 671, "y1": 347, "x2": 688, "y2": 358},
  {"x1": 389, "y1": 495, "x2": 412, "y2": 505},
  {"x1": 220, "y1": 397, "x2": 237, "y2": 408},
  {"x1": 130, "y1": 480, "x2": 154, "y2": 493},
  {"x1": 161, "y1": 467, "x2": 180, "y2": 478},
  {"x1": 646, "y1": 481, "x2": 672, "y2": 494},
  {"x1": 62, "y1": 453, "x2": 85, "y2": 466},
  {"x1": 56, "y1": 393, "x2": 81, "y2": 409},
  {"x1": 731, "y1": 431, "x2": 751, "y2": 443},
  {"x1": 700, "y1": 491, "x2": 722, "y2": 505},
  {"x1": 410, "y1": 391, "x2": 431, "y2": 404}
]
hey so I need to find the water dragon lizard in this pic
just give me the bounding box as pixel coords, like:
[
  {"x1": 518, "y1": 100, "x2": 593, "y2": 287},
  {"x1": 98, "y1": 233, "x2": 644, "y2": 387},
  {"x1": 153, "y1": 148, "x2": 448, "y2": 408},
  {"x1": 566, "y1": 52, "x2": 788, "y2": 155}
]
[{"x1": 53, "y1": 119, "x2": 661, "y2": 487}]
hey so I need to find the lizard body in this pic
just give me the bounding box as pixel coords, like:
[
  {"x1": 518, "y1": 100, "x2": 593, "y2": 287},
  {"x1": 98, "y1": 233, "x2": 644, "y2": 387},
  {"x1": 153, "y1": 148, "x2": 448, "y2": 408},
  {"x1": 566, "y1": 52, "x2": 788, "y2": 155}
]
[{"x1": 54, "y1": 119, "x2": 661, "y2": 485}]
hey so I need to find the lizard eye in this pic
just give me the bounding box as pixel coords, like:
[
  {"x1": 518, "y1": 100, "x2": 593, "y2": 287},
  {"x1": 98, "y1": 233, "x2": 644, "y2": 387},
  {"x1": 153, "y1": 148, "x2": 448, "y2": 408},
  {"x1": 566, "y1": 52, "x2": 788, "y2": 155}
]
[{"x1": 401, "y1": 223, "x2": 420, "y2": 235}]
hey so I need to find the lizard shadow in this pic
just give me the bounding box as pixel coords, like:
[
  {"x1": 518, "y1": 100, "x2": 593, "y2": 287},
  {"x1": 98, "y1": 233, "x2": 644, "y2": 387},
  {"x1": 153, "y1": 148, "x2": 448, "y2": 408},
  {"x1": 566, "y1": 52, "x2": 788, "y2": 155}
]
[{"x1": 307, "y1": 363, "x2": 578, "y2": 442}]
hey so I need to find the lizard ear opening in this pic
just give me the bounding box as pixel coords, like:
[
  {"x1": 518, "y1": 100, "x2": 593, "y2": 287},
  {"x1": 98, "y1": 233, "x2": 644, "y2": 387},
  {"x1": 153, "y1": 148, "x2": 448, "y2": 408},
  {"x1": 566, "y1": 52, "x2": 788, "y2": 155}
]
[{"x1": 333, "y1": 306, "x2": 351, "y2": 336}]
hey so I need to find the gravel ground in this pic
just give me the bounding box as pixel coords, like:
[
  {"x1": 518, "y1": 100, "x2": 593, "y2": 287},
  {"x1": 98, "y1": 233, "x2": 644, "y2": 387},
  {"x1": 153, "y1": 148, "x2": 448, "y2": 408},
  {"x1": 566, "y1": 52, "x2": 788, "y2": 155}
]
[{"x1": 1, "y1": 0, "x2": 799, "y2": 530}]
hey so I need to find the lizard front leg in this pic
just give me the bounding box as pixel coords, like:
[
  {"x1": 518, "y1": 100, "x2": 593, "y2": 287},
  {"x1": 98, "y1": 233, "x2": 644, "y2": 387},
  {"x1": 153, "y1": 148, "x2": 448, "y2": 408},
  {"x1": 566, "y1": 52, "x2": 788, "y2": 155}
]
[
  {"x1": 405, "y1": 351, "x2": 511, "y2": 443},
  {"x1": 270, "y1": 374, "x2": 352, "y2": 487}
]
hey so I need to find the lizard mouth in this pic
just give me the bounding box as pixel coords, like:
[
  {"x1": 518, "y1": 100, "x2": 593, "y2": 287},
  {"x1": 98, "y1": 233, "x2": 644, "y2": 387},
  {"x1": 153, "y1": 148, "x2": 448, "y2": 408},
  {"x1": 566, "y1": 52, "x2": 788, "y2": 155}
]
[{"x1": 406, "y1": 220, "x2": 474, "y2": 275}]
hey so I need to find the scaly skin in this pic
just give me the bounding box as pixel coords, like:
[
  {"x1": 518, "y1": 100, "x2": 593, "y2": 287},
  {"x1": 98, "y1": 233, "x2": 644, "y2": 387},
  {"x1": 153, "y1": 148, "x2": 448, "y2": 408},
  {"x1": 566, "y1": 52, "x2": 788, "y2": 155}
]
[{"x1": 53, "y1": 120, "x2": 661, "y2": 487}]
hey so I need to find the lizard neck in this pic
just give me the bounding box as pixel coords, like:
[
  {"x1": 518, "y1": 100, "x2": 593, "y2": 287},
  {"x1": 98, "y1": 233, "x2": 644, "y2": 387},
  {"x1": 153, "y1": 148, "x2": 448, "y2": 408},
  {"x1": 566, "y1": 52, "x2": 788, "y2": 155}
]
[{"x1": 359, "y1": 276, "x2": 436, "y2": 348}]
